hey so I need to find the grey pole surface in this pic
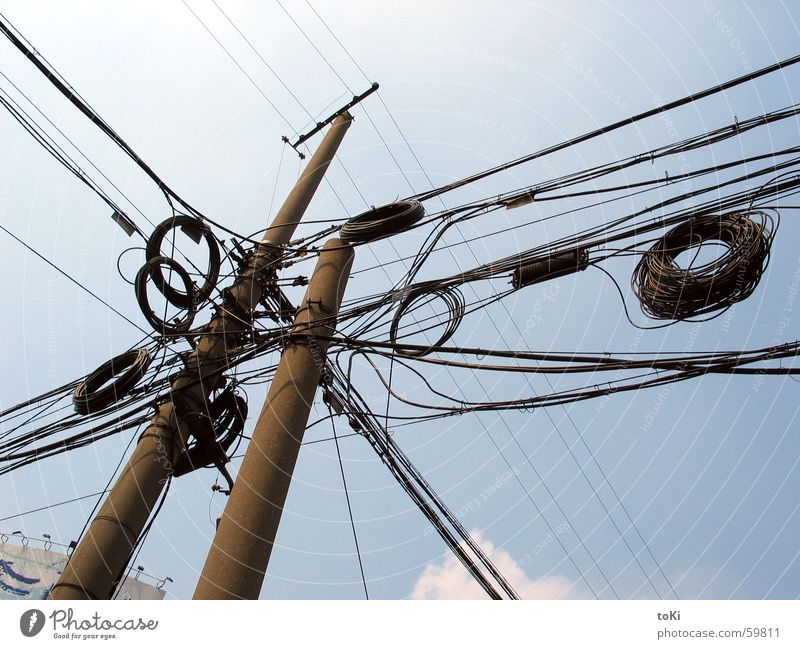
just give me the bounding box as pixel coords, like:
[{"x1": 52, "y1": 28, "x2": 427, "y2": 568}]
[
  {"x1": 194, "y1": 238, "x2": 354, "y2": 599},
  {"x1": 51, "y1": 113, "x2": 353, "y2": 600}
]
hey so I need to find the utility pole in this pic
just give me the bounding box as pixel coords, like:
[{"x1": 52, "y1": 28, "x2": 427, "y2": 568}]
[
  {"x1": 193, "y1": 237, "x2": 353, "y2": 599},
  {"x1": 50, "y1": 113, "x2": 353, "y2": 600}
]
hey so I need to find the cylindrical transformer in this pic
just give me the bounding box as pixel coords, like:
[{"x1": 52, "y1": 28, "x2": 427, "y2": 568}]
[{"x1": 512, "y1": 248, "x2": 589, "y2": 289}]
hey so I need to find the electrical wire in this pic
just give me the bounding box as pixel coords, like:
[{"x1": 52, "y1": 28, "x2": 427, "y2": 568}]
[
  {"x1": 632, "y1": 211, "x2": 774, "y2": 320},
  {"x1": 329, "y1": 415, "x2": 369, "y2": 599}
]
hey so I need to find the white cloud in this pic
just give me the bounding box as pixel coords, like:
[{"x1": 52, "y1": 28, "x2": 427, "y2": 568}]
[{"x1": 411, "y1": 529, "x2": 590, "y2": 600}]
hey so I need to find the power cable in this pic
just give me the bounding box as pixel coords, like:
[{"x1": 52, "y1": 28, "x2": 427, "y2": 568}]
[
  {"x1": 0, "y1": 490, "x2": 110, "y2": 523},
  {"x1": 407, "y1": 53, "x2": 800, "y2": 202},
  {"x1": 330, "y1": 415, "x2": 369, "y2": 599},
  {"x1": 0, "y1": 222, "x2": 152, "y2": 336},
  {"x1": 181, "y1": 0, "x2": 298, "y2": 134}
]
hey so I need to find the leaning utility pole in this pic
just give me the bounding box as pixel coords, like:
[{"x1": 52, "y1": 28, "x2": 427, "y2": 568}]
[
  {"x1": 194, "y1": 238, "x2": 353, "y2": 599},
  {"x1": 50, "y1": 113, "x2": 353, "y2": 600}
]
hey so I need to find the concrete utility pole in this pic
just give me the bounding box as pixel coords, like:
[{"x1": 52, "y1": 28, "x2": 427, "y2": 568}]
[
  {"x1": 194, "y1": 238, "x2": 353, "y2": 599},
  {"x1": 51, "y1": 113, "x2": 353, "y2": 600}
]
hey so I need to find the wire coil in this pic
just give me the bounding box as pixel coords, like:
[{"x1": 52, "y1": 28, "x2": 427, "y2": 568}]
[
  {"x1": 135, "y1": 256, "x2": 197, "y2": 335},
  {"x1": 73, "y1": 348, "x2": 152, "y2": 415},
  {"x1": 145, "y1": 215, "x2": 220, "y2": 308},
  {"x1": 632, "y1": 211, "x2": 773, "y2": 320},
  {"x1": 172, "y1": 389, "x2": 248, "y2": 477},
  {"x1": 340, "y1": 200, "x2": 425, "y2": 243}
]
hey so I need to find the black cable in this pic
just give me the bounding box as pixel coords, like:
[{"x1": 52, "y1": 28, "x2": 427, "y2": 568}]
[
  {"x1": 276, "y1": 0, "x2": 417, "y2": 192},
  {"x1": 110, "y1": 476, "x2": 172, "y2": 599},
  {"x1": 389, "y1": 284, "x2": 465, "y2": 356},
  {"x1": 59, "y1": 425, "x2": 143, "y2": 583},
  {"x1": 211, "y1": 0, "x2": 315, "y2": 126},
  {"x1": 340, "y1": 200, "x2": 426, "y2": 244},
  {"x1": 0, "y1": 14, "x2": 182, "y2": 210},
  {"x1": 145, "y1": 215, "x2": 221, "y2": 308},
  {"x1": 0, "y1": 69, "x2": 154, "y2": 233},
  {"x1": 0, "y1": 12, "x2": 268, "y2": 248},
  {"x1": 135, "y1": 256, "x2": 198, "y2": 335},
  {"x1": 0, "y1": 490, "x2": 109, "y2": 523},
  {"x1": 409, "y1": 53, "x2": 800, "y2": 202},
  {"x1": 328, "y1": 374, "x2": 518, "y2": 599},
  {"x1": 329, "y1": 415, "x2": 369, "y2": 599},
  {"x1": 0, "y1": 222, "x2": 152, "y2": 336},
  {"x1": 338, "y1": 372, "x2": 517, "y2": 601},
  {"x1": 181, "y1": 0, "x2": 298, "y2": 134},
  {"x1": 0, "y1": 88, "x2": 144, "y2": 237}
]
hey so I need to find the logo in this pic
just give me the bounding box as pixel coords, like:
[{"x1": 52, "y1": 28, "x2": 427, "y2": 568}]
[{"x1": 20, "y1": 609, "x2": 45, "y2": 637}]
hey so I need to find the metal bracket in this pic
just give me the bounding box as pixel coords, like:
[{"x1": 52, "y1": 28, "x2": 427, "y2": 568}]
[{"x1": 283, "y1": 82, "x2": 379, "y2": 158}]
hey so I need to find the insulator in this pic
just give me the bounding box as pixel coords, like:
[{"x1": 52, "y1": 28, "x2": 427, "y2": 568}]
[{"x1": 512, "y1": 248, "x2": 589, "y2": 289}]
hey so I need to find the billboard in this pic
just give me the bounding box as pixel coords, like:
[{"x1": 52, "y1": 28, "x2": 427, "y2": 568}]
[{"x1": 0, "y1": 543, "x2": 165, "y2": 600}]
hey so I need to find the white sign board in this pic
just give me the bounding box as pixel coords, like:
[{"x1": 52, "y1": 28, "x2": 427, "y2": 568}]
[{"x1": 0, "y1": 543, "x2": 165, "y2": 600}]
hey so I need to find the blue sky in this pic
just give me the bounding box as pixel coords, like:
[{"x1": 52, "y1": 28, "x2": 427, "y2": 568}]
[{"x1": 1, "y1": 0, "x2": 800, "y2": 599}]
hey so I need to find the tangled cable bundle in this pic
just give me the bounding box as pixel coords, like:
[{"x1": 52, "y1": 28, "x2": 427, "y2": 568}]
[
  {"x1": 172, "y1": 389, "x2": 248, "y2": 478},
  {"x1": 389, "y1": 283, "x2": 465, "y2": 356},
  {"x1": 633, "y1": 211, "x2": 774, "y2": 320}
]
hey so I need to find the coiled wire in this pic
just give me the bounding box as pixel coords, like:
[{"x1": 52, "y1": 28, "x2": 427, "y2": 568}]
[
  {"x1": 632, "y1": 211, "x2": 774, "y2": 320},
  {"x1": 340, "y1": 200, "x2": 424, "y2": 244},
  {"x1": 135, "y1": 256, "x2": 197, "y2": 335},
  {"x1": 73, "y1": 348, "x2": 152, "y2": 415}
]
